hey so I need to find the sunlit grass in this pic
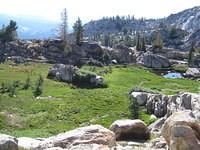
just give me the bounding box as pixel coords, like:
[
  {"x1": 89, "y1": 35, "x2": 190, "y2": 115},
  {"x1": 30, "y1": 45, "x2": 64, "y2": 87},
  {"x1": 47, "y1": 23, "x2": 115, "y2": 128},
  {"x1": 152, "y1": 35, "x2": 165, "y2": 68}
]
[{"x1": 0, "y1": 63, "x2": 199, "y2": 137}]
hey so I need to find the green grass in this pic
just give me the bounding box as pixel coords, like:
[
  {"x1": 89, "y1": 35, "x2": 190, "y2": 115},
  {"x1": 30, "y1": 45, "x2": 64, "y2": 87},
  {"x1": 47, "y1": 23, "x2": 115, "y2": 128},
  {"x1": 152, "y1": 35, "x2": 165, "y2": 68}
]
[{"x1": 0, "y1": 63, "x2": 199, "y2": 138}]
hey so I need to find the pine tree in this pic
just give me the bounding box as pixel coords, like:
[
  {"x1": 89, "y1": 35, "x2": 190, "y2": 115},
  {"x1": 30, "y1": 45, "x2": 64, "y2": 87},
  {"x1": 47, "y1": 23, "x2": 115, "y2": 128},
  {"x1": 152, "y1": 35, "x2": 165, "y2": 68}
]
[
  {"x1": 0, "y1": 20, "x2": 18, "y2": 42},
  {"x1": 129, "y1": 96, "x2": 139, "y2": 119},
  {"x1": 141, "y1": 37, "x2": 146, "y2": 51},
  {"x1": 188, "y1": 42, "x2": 196, "y2": 67},
  {"x1": 73, "y1": 17, "x2": 84, "y2": 46},
  {"x1": 59, "y1": 8, "x2": 68, "y2": 47},
  {"x1": 33, "y1": 75, "x2": 44, "y2": 97},
  {"x1": 103, "y1": 33, "x2": 111, "y2": 47},
  {"x1": 136, "y1": 33, "x2": 140, "y2": 51},
  {"x1": 152, "y1": 33, "x2": 163, "y2": 49},
  {"x1": 124, "y1": 35, "x2": 132, "y2": 47}
]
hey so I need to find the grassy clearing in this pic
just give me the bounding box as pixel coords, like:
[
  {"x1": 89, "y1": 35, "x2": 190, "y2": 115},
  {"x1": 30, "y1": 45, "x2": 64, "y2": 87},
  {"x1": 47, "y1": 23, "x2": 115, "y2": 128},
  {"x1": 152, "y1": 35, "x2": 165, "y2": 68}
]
[{"x1": 0, "y1": 63, "x2": 199, "y2": 137}]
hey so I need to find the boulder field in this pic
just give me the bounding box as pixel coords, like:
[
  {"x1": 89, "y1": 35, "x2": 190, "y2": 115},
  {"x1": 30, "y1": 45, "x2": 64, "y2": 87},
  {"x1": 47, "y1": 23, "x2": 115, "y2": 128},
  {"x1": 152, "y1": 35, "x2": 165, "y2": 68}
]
[
  {"x1": 1, "y1": 107, "x2": 200, "y2": 150},
  {"x1": 0, "y1": 121, "x2": 152, "y2": 150}
]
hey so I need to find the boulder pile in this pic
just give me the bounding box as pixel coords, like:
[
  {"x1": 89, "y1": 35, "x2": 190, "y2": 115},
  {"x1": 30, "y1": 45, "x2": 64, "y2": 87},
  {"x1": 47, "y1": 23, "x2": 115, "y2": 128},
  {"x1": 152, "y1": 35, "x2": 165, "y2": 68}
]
[{"x1": 131, "y1": 92, "x2": 200, "y2": 118}]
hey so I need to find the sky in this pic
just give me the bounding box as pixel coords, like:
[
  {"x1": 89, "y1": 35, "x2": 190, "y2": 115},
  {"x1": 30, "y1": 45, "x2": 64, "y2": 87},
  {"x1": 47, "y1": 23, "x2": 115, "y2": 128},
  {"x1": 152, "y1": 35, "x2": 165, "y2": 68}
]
[{"x1": 0, "y1": 0, "x2": 200, "y2": 24}]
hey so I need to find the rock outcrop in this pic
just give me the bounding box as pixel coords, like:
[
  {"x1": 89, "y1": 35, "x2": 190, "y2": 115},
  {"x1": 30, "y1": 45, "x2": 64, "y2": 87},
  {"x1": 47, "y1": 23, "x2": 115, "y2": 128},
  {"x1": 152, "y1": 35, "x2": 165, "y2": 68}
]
[
  {"x1": 0, "y1": 134, "x2": 18, "y2": 150},
  {"x1": 18, "y1": 125, "x2": 116, "y2": 150},
  {"x1": 47, "y1": 64, "x2": 78, "y2": 82},
  {"x1": 0, "y1": 39, "x2": 111, "y2": 66},
  {"x1": 131, "y1": 92, "x2": 148, "y2": 106},
  {"x1": 110, "y1": 119, "x2": 150, "y2": 140},
  {"x1": 47, "y1": 64, "x2": 104, "y2": 87},
  {"x1": 110, "y1": 45, "x2": 134, "y2": 63},
  {"x1": 153, "y1": 47, "x2": 188, "y2": 60},
  {"x1": 131, "y1": 92, "x2": 200, "y2": 118},
  {"x1": 136, "y1": 52, "x2": 170, "y2": 68},
  {"x1": 185, "y1": 68, "x2": 200, "y2": 80},
  {"x1": 161, "y1": 111, "x2": 200, "y2": 150}
]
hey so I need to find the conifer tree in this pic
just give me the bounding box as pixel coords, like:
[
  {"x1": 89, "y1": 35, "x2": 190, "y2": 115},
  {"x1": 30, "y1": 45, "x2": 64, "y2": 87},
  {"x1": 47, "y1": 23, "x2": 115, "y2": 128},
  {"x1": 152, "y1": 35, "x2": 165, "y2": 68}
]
[
  {"x1": 0, "y1": 20, "x2": 18, "y2": 42},
  {"x1": 188, "y1": 41, "x2": 196, "y2": 67},
  {"x1": 73, "y1": 17, "x2": 84, "y2": 46},
  {"x1": 59, "y1": 8, "x2": 68, "y2": 47},
  {"x1": 152, "y1": 33, "x2": 163, "y2": 49},
  {"x1": 141, "y1": 37, "x2": 146, "y2": 51},
  {"x1": 136, "y1": 33, "x2": 140, "y2": 51}
]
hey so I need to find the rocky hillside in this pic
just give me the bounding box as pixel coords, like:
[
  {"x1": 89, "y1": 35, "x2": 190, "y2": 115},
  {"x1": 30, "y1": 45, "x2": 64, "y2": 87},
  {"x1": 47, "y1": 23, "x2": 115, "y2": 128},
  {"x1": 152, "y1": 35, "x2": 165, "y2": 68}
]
[
  {"x1": 84, "y1": 6, "x2": 200, "y2": 50},
  {"x1": 165, "y1": 6, "x2": 200, "y2": 32},
  {"x1": 84, "y1": 16, "x2": 161, "y2": 36},
  {"x1": 84, "y1": 6, "x2": 200, "y2": 35}
]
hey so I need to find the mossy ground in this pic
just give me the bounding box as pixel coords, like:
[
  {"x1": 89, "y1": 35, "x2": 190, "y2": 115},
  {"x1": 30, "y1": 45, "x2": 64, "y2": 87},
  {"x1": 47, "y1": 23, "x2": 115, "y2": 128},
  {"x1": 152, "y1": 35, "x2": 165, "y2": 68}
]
[{"x1": 0, "y1": 62, "x2": 199, "y2": 137}]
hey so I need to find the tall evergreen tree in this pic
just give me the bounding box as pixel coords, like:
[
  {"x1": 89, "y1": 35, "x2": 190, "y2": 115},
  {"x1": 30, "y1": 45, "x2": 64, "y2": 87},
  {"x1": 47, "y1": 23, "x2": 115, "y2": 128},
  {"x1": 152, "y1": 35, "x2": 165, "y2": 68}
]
[
  {"x1": 152, "y1": 33, "x2": 163, "y2": 49},
  {"x1": 136, "y1": 33, "x2": 140, "y2": 51},
  {"x1": 188, "y1": 41, "x2": 196, "y2": 67},
  {"x1": 141, "y1": 37, "x2": 146, "y2": 51},
  {"x1": 73, "y1": 17, "x2": 84, "y2": 46},
  {"x1": 103, "y1": 33, "x2": 111, "y2": 47},
  {"x1": 124, "y1": 35, "x2": 132, "y2": 47},
  {"x1": 59, "y1": 8, "x2": 68, "y2": 47},
  {"x1": 0, "y1": 20, "x2": 18, "y2": 42}
]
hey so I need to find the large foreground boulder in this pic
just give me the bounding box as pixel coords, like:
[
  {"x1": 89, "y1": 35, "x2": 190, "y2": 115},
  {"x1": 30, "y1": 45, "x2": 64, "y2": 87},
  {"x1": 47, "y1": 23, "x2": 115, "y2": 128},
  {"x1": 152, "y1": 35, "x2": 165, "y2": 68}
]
[
  {"x1": 18, "y1": 125, "x2": 116, "y2": 150},
  {"x1": 0, "y1": 134, "x2": 18, "y2": 150},
  {"x1": 136, "y1": 52, "x2": 170, "y2": 68},
  {"x1": 110, "y1": 119, "x2": 150, "y2": 141},
  {"x1": 161, "y1": 111, "x2": 200, "y2": 150}
]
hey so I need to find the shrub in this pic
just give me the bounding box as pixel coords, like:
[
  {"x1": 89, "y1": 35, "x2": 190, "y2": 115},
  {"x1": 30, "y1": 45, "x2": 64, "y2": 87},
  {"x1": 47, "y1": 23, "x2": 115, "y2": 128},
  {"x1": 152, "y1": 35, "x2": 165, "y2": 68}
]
[
  {"x1": 73, "y1": 69, "x2": 96, "y2": 85},
  {"x1": 33, "y1": 75, "x2": 44, "y2": 97},
  {"x1": 152, "y1": 33, "x2": 163, "y2": 49},
  {"x1": 128, "y1": 95, "x2": 139, "y2": 119},
  {"x1": 72, "y1": 69, "x2": 107, "y2": 88},
  {"x1": 87, "y1": 59, "x2": 104, "y2": 67},
  {"x1": 22, "y1": 77, "x2": 31, "y2": 90},
  {"x1": 37, "y1": 75, "x2": 44, "y2": 87},
  {"x1": 89, "y1": 66, "x2": 96, "y2": 72},
  {"x1": 0, "y1": 114, "x2": 6, "y2": 129},
  {"x1": 0, "y1": 82, "x2": 16, "y2": 97},
  {"x1": 0, "y1": 82, "x2": 9, "y2": 93},
  {"x1": 33, "y1": 86, "x2": 43, "y2": 97},
  {"x1": 8, "y1": 84, "x2": 16, "y2": 97},
  {"x1": 12, "y1": 80, "x2": 20, "y2": 88},
  {"x1": 108, "y1": 66, "x2": 112, "y2": 73}
]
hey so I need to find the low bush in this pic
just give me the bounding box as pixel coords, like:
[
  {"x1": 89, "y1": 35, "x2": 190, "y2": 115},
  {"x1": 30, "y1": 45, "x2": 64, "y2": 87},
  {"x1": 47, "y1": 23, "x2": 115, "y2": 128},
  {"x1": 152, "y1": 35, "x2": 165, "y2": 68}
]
[
  {"x1": 33, "y1": 75, "x2": 44, "y2": 97},
  {"x1": 0, "y1": 82, "x2": 9, "y2": 93},
  {"x1": 0, "y1": 114, "x2": 5, "y2": 129},
  {"x1": 0, "y1": 82, "x2": 16, "y2": 97},
  {"x1": 22, "y1": 77, "x2": 31, "y2": 90},
  {"x1": 128, "y1": 95, "x2": 139, "y2": 119},
  {"x1": 12, "y1": 80, "x2": 20, "y2": 88},
  {"x1": 72, "y1": 69, "x2": 107, "y2": 88},
  {"x1": 8, "y1": 84, "x2": 16, "y2": 97},
  {"x1": 33, "y1": 86, "x2": 43, "y2": 97}
]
